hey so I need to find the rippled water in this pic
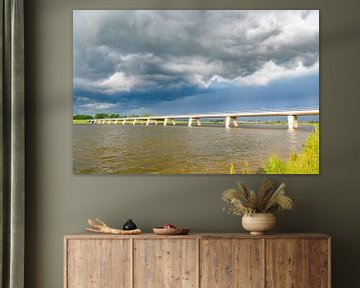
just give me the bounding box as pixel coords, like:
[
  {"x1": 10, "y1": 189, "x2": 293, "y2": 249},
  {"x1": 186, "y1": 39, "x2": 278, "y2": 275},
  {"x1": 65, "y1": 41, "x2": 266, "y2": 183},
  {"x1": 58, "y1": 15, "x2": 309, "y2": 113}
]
[{"x1": 73, "y1": 124, "x2": 314, "y2": 174}]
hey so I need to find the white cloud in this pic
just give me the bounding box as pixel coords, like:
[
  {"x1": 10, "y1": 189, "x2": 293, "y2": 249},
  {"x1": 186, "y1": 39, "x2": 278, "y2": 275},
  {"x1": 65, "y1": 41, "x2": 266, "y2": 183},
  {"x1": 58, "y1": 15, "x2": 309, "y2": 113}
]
[
  {"x1": 98, "y1": 72, "x2": 140, "y2": 93},
  {"x1": 74, "y1": 72, "x2": 146, "y2": 95},
  {"x1": 78, "y1": 102, "x2": 115, "y2": 110},
  {"x1": 73, "y1": 10, "x2": 319, "y2": 93},
  {"x1": 234, "y1": 60, "x2": 319, "y2": 86},
  {"x1": 187, "y1": 74, "x2": 227, "y2": 89},
  {"x1": 162, "y1": 57, "x2": 223, "y2": 76}
]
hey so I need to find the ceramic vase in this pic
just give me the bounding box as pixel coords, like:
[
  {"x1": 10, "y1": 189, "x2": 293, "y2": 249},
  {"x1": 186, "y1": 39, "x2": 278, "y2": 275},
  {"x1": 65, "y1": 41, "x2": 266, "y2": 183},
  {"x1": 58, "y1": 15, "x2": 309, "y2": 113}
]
[{"x1": 242, "y1": 213, "x2": 276, "y2": 235}]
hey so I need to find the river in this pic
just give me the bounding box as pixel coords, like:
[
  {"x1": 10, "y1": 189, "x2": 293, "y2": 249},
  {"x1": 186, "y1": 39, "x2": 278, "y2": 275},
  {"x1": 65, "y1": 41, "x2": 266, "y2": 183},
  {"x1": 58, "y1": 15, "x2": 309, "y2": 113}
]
[{"x1": 73, "y1": 124, "x2": 314, "y2": 174}]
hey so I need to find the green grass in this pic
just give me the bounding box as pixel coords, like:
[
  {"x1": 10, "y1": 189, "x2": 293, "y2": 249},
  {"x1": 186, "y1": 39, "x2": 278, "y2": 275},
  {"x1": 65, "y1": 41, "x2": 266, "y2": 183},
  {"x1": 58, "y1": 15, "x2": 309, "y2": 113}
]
[
  {"x1": 240, "y1": 121, "x2": 319, "y2": 126},
  {"x1": 73, "y1": 119, "x2": 90, "y2": 124},
  {"x1": 263, "y1": 128, "x2": 319, "y2": 174}
]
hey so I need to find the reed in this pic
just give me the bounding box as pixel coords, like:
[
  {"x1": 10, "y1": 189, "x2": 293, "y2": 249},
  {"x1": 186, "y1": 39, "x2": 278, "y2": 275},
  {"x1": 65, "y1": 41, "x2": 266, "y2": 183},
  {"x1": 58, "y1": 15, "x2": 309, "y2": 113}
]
[{"x1": 264, "y1": 128, "x2": 319, "y2": 174}]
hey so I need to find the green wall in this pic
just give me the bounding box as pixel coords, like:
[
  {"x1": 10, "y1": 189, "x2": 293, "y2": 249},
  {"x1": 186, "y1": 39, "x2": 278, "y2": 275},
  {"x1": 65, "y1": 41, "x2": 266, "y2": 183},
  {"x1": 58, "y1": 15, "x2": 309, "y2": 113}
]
[{"x1": 25, "y1": 0, "x2": 360, "y2": 287}]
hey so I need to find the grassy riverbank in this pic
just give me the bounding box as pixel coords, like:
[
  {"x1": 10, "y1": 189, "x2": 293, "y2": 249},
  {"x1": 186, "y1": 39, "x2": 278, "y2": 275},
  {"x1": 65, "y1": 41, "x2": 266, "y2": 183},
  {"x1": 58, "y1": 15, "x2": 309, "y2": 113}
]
[
  {"x1": 229, "y1": 127, "x2": 319, "y2": 174},
  {"x1": 73, "y1": 119, "x2": 90, "y2": 124},
  {"x1": 263, "y1": 128, "x2": 319, "y2": 174}
]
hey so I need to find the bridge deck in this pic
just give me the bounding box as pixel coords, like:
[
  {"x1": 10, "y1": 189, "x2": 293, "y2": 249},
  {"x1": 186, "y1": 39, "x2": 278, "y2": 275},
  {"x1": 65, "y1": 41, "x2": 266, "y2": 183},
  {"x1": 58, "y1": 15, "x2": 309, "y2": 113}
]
[
  {"x1": 91, "y1": 109, "x2": 319, "y2": 122},
  {"x1": 87, "y1": 109, "x2": 319, "y2": 129}
]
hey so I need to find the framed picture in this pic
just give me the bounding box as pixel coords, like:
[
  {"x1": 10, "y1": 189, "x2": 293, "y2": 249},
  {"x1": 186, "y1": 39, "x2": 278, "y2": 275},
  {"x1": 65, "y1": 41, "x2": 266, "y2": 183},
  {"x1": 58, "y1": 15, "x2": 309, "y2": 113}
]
[{"x1": 73, "y1": 10, "x2": 319, "y2": 174}]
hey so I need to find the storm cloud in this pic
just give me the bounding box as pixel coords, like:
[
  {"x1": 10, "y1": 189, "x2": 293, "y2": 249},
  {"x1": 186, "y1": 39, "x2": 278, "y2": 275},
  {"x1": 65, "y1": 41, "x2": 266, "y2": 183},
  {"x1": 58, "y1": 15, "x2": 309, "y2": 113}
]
[{"x1": 73, "y1": 10, "x2": 319, "y2": 115}]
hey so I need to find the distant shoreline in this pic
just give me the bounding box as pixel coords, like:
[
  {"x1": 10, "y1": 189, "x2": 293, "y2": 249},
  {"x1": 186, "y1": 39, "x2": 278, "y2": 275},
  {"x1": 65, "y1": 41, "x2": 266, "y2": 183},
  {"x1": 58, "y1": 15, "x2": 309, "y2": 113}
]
[{"x1": 73, "y1": 119, "x2": 319, "y2": 126}]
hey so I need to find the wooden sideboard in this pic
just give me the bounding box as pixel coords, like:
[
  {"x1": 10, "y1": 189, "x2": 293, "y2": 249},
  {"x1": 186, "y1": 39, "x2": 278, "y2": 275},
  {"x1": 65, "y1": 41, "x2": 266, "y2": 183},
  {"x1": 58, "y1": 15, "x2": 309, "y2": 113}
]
[{"x1": 64, "y1": 233, "x2": 330, "y2": 288}]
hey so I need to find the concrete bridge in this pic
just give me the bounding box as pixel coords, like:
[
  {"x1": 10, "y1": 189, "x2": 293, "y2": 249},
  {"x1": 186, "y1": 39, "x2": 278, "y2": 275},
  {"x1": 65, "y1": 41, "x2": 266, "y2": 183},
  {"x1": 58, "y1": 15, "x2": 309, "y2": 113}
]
[{"x1": 87, "y1": 109, "x2": 319, "y2": 129}]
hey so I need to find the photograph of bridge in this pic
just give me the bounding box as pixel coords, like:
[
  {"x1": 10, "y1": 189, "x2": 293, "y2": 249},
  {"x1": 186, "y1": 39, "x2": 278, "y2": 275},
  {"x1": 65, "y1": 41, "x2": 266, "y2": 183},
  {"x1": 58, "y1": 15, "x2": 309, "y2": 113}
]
[{"x1": 73, "y1": 10, "x2": 319, "y2": 174}]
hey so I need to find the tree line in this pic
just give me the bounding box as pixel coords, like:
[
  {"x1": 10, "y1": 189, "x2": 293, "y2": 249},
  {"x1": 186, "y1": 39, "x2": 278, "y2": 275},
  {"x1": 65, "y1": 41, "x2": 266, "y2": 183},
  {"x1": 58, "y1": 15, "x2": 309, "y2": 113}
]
[{"x1": 73, "y1": 113, "x2": 155, "y2": 120}]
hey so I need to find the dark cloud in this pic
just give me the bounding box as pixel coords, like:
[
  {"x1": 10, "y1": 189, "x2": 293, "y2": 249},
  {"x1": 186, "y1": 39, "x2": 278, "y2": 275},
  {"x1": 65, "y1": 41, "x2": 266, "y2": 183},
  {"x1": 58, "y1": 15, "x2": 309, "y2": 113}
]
[
  {"x1": 73, "y1": 10, "x2": 319, "y2": 115},
  {"x1": 73, "y1": 73, "x2": 319, "y2": 116},
  {"x1": 73, "y1": 10, "x2": 318, "y2": 92}
]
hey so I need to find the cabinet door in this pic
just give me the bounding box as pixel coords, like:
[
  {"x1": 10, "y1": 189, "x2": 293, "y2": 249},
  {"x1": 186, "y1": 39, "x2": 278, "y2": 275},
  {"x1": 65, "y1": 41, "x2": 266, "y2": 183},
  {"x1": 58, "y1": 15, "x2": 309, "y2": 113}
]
[
  {"x1": 309, "y1": 239, "x2": 330, "y2": 288},
  {"x1": 266, "y1": 239, "x2": 310, "y2": 288},
  {"x1": 200, "y1": 239, "x2": 264, "y2": 288},
  {"x1": 134, "y1": 239, "x2": 198, "y2": 288},
  {"x1": 66, "y1": 239, "x2": 131, "y2": 288}
]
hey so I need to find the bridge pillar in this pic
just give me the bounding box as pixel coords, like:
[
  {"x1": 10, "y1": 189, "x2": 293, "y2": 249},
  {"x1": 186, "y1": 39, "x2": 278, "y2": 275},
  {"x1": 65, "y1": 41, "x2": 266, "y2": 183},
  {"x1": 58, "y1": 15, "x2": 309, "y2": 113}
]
[
  {"x1": 133, "y1": 119, "x2": 137, "y2": 125},
  {"x1": 225, "y1": 116, "x2": 231, "y2": 128},
  {"x1": 287, "y1": 115, "x2": 298, "y2": 130},
  {"x1": 164, "y1": 118, "x2": 169, "y2": 126},
  {"x1": 225, "y1": 116, "x2": 238, "y2": 128},
  {"x1": 232, "y1": 117, "x2": 239, "y2": 127},
  {"x1": 114, "y1": 120, "x2": 118, "y2": 125},
  {"x1": 188, "y1": 117, "x2": 201, "y2": 127},
  {"x1": 102, "y1": 119, "x2": 106, "y2": 124},
  {"x1": 146, "y1": 119, "x2": 150, "y2": 126},
  {"x1": 172, "y1": 119, "x2": 176, "y2": 126},
  {"x1": 188, "y1": 117, "x2": 194, "y2": 127},
  {"x1": 122, "y1": 119, "x2": 126, "y2": 125}
]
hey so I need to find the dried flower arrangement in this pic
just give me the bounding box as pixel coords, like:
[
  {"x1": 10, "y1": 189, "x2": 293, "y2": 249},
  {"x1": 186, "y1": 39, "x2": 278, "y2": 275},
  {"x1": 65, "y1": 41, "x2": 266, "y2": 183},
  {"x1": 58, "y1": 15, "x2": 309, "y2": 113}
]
[{"x1": 222, "y1": 179, "x2": 294, "y2": 216}]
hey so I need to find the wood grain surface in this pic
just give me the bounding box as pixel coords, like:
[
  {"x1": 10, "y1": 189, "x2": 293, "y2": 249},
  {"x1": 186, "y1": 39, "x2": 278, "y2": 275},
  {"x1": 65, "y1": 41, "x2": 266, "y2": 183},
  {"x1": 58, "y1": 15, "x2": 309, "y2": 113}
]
[
  {"x1": 66, "y1": 239, "x2": 131, "y2": 288},
  {"x1": 65, "y1": 233, "x2": 330, "y2": 240},
  {"x1": 64, "y1": 234, "x2": 330, "y2": 288},
  {"x1": 200, "y1": 239, "x2": 264, "y2": 288},
  {"x1": 265, "y1": 239, "x2": 310, "y2": 287},
  {"x1": 310, "y1": 239, "x2": 330, "y2": 288},
  {"x1": 133, "y1": 239, "x2": 198, "y2": 288}
]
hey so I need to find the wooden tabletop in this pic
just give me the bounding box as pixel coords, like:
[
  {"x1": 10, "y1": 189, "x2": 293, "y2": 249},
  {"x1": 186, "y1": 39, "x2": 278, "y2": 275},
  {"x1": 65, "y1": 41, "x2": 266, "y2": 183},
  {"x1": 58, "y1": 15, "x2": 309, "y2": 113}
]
[{"x1": 65, "y1": 232, "x2": 330, "y2": 240}]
